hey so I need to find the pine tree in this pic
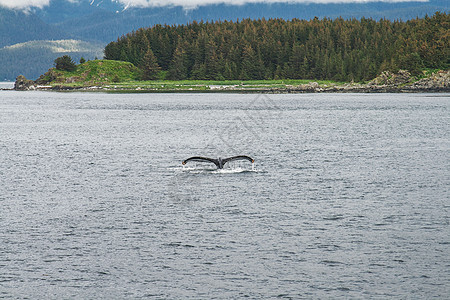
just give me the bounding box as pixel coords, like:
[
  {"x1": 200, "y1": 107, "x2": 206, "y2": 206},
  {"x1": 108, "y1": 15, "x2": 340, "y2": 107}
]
[
  {"x1": 240, "y1": 44, "x2": 264, "y2": 80},
  {"x1": 205, "y1": 40, "x2": 222, "y2": 80},
  {"x1": 141, "y1": 47, "x2": 160, "y2": 80},
  {"x1": 274, "y1": 65, "x2": 284, "y2": 80},
  {"x1": 168, "y1": 44, "x2": 188, "y2": 80},
  {"x1": 191, "y1": 62, "x2": 207, "y2": 79},
  {"x1": 54, "y1": 55, "x2": 76, "y2": 72},
  {"x1": 288, "y1": 43, "x2": 305, "y2": 79},
  {"x1": 101, "y1": 13, "x2": 449, "y2": 82},
  {"x1": 223, "y1": 61, "x2": 234, "y2": 80}
]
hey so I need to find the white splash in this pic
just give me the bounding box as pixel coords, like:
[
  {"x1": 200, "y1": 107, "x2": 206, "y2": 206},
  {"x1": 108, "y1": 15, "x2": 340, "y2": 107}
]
[{"x1": 171, "y1": 164, "x2": 259, "y2": 174}]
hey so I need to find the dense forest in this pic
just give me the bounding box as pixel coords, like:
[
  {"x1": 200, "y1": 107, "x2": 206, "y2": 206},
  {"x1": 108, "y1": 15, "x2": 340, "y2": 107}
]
[{"x1": 104, "y1": 12, "x2": 449, "y2": 82}]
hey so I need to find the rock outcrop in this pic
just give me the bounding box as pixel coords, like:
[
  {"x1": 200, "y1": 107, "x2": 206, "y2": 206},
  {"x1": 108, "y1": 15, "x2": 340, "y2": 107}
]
[
  {"x1": 275, "y1": 70, "x2": 450, "y2": 93},
  {"x1": 365, "y1": 70, "x2": 449, "y2": 92},
  {"x1": 14, "y1": 75, "x2": 36, "y2": 91},
  {"x1": 368, "y1": 70, "x2": 412, "y2": 86},
  {"x1": 410, "y1": 70, "x2": 450, "y2": 91}
]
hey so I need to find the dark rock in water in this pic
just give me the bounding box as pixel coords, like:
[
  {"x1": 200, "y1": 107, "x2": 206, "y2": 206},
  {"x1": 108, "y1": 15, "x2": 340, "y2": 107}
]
[{"x1": 14, "y1": 75, "x2": 36, "y2": 91}]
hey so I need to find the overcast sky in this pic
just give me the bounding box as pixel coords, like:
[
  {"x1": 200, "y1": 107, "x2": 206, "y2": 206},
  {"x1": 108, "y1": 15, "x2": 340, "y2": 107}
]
[{"x1": 0, "y1": 0, "x2": 425, "y2": 10}]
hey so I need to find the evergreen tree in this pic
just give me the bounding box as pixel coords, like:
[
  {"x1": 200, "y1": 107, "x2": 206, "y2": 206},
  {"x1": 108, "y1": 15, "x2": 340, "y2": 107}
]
[
  {"x1": 223, "y1": 60, "x2": 234, "y2": 80},
  {"x1": 54, "y1": 55, "x2": 76, "y2": 72},
  {"x1": 240, "y1": 44, "x2": 264, "y2": 80},
  {"x1": 102, "y1": 12, "x2": 449, "y2": 82},
  {"x1": 191, "y1": 62, "x2": 207, "y2": 79},
  {"x1": 168, "y1": 44, "x2": 188, "y2": 80},
  {"x1": 205, "y1": 40, "x2": 223, "y2": 80},
  {"x1": 141, "y1": 47, "x2": 160, "y2": 80},
  {"x1": 288, "y1": 43, "x2": 305, "y2": 79},
  {"x1": 274, "y1": 65, "x2": 284, "y2": 80}
]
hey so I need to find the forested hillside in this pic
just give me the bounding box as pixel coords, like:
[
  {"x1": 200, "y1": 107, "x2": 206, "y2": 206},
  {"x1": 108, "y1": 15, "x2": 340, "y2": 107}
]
[{"x1": 104, "y1": 12, "x2": 449, "y2": 82}]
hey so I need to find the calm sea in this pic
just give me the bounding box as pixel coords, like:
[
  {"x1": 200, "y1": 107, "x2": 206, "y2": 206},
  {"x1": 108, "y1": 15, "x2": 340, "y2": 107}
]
[
  {"x1": 0, "y1": 83, "x2": 14, "y2": 90},
  {"x1": 0, "y1": 91, "x2": 449, "y2": 299}
]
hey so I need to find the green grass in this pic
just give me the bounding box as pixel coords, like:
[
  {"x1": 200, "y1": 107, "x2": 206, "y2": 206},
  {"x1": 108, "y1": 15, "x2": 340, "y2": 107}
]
[
  {"x1": 419, "y1": 68, "x2": 443, "y2": 78},
  {"x1": 105, "y1": 79, "x2": 344, "y2": 91},
  {"x1": 124, "y1": 79, "x2": 341, "y2": 86},
  {"x1": 41, "y1": 59, "x2": 346, "y2": 91},
  {"x1": 42, "y1": 60, "x2": 141, "y2": 84},
  {"x1": 40, "y1": 59, "x2": 447, "y2": 92}
]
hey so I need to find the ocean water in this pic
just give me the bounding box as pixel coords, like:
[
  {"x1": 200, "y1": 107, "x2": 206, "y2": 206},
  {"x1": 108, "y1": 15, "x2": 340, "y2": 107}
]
[
  {"x1": 0, "y1": 91, "x2": 449, "y2": 298},
  {"x1": 0, "y1": 83, "x2": 14, "y2": 90}
]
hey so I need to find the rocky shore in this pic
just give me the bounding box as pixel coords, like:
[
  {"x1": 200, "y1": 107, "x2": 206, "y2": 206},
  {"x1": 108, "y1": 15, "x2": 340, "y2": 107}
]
[
  {"x1": 12, "y1": 70, "x2": 450, "y2": 93},
  {"x1": 267, "y1": 70, "x2": 450, "y2": 93}
]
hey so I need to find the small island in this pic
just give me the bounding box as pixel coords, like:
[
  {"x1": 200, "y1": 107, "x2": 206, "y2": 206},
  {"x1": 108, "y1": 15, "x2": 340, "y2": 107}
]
[
  {"x1": 12, "y1": 13, "x2": 450, "y2": 93},
  {"x1": 13, "y1": 59, "x2": 449, "y2": 93}
]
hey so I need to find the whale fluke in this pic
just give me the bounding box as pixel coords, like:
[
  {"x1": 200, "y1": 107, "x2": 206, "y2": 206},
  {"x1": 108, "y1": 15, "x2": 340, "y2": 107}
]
[
  {"x1": 182, "y1": 155, "x2": 254, "y2": 169},
  {"x1": 222, "y1": 155, "x2": 255, "y2": 165}
]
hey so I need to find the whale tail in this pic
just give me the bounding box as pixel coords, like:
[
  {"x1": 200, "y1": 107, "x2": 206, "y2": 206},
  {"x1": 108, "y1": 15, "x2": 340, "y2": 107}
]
[
  {"x1": 222, "y1": 155, "x2": 254, "y2": 165},
  {"x1": 182, "y1": 156, "x2": 220, "y2": 168},
  {"x1": 182, "y1": 155, "x2": 254, "y2": 169}
]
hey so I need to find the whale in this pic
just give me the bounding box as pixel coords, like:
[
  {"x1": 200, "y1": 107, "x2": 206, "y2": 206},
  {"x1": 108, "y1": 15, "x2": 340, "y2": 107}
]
[{"x1": 182, "y1": 155, "x2": 254, "y2": 169}]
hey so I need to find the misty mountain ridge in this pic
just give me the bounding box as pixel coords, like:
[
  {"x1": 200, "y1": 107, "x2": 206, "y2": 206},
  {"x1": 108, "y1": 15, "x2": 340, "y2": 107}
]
[
  {"x1": 3, "y1": 39, "x2": 103, "y2": 53},
  {"x1": 0, "y1": 39, "x2": 103, "y2": 81}
]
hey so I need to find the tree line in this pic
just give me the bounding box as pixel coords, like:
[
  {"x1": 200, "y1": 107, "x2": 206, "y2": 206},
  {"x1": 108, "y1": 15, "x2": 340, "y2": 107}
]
[{"x1": 104, "y1": 12, "x2": 449, "y2": 82}]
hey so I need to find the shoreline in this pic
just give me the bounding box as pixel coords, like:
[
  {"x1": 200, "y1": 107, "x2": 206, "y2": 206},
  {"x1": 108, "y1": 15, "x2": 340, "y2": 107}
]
[
  {"x1": 6, "y1": 84, "x2": 449, "y2": 93},
  {"x1": 10, "y1": 70, "x2": 450, "y2": 93}
]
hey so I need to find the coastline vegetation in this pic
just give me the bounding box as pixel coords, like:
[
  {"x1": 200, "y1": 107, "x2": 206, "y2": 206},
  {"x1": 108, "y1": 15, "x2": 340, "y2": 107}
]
[
  {"x1": 37, "y1": 59, "x2": 141, "y2": 85},
  {"x1": 36, "y1": 60, "x2": 343, "y2": 91},
  {"x1": 23, "y1": 12, "x2": 448, "y2": 92},
  {"x1": 32, "y1": 58, "x2": 448, "y2": 93},
  {"x1": 35, "y1": 57, "x2": 345, "y2": 90},
  {"x1": 104, "y1": 12, "x2": 448, "y2": 82}
]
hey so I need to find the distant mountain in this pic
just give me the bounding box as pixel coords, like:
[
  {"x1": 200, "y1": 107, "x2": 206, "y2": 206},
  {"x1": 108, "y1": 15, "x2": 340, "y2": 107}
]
[
  {"x1": 0, "y1": 7, "x2": 71, "y2": 48},
  {"x1": 46, "y1": 0, "x2": 450, "y2": 43},
  {"x1": 33, "y1": 0, "x2": 124, "y2": 24},
  {"x1": 0, "y1": 40, "x2": 104, "y2": 80}
]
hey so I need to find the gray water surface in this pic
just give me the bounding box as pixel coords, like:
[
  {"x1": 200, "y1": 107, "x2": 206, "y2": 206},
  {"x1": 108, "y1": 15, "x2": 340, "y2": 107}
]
[
  {"x1": 0, "y1": 92, "x2": 449, "y2": 298},
  {"x1": 0, "y1": 83, "x2": 14, "y2": 90}
]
